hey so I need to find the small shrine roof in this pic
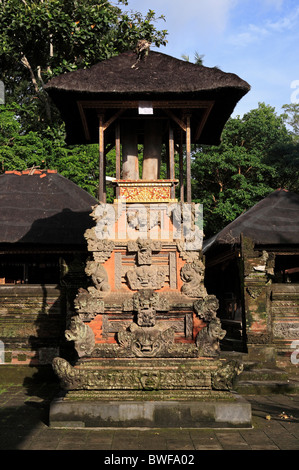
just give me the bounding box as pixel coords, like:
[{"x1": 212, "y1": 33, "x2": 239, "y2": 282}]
[
  {"x1": 0, "y1": 170, "x2": 97, "y2": 246},
  {"x1": 203, "y1": 189, "x2": 299, "y2": 252}
]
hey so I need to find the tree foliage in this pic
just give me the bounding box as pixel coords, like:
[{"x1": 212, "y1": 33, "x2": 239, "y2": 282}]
[
  {"x1": 0, "y1": 0, "x2": 167, "y2": 132},
  {"x1": 192, "y1": 103, "x2": 299, "y2": 237}
]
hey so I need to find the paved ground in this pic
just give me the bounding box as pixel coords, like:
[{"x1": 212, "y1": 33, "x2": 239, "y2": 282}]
[{"x1": 1, "y1": 383, "x2": 299, "y2": 452}]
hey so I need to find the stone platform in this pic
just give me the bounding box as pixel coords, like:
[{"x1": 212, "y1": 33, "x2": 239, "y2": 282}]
[{"x1": 49, "y1": 390, "x2": 252, "y2": 429}]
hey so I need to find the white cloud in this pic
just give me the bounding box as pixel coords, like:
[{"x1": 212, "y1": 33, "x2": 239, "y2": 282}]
[{"x1": 227, "y1": 5, "x2": 299, "y2": 47}]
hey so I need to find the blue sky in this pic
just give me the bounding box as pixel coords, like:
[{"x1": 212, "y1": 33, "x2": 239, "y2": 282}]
[{"x1": 120, "y1": 0, "x2": 299, "y2": 118}]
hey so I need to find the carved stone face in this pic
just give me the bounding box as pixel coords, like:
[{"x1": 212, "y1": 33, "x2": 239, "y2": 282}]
[{"x1": 131, "y1": 327, "x2": 163, "y2": 357}]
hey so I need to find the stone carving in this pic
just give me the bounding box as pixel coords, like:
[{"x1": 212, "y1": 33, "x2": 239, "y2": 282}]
[
  {"x1": 127, "y1": 238, "x2": 162, "y2": 265},
  {"x1": 126, "y1": 265, "x2": 168, "y2": 290},
  {"x1": 123, "y1": 290, "x2": 169, "y2": 327},
  {"x1": 84, "y1": 228, "x2": 114, "y2": 261},
  {"x1": 193, "y1": 295, "x2": 220, "y2": 321},
  {"x1": 85, "y1": 260, "x2": 110, "y2": 295},
  {"x1": 74, "y1": 287, "x2": 105, "y2": 320},
  {"x1": 193, "y1": 295, "x2": 225, "y2": 357},
  {"x1": 126, "y1": 206, "x2": 160, "y2": 232},
  {"x1": 90, "y1": 203, "x2": 116, "y2": 240},
  {"x1": 211, "y1": 360, "x2": 244, "y2": 391},
  {"x1": 52, "y1": 356, "x2": 233, "y2": 391},
  {"x1": 247, "y1": 286, "x2": 263, "y2": 299},
  {"x1": 196, "y1": 317, "x2": 226, "y2": 357},
  {"x1": 117, "y1": 322, "x2": 176, "y2": 357},
  {"x1": 65, "y1": 315, "x2": 95, "y2": 357},
  {"x1": 171, "y1": 203, "x2": 203, "y2": 252},
  {"x1": 181, "y1": 259, "x2": 207, "y2": 298}
]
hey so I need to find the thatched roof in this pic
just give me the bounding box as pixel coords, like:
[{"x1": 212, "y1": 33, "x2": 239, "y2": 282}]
[
  {"x1": 45, "y1": 50, "x2": 250, "y2": 146},
  {"x1": 0, "y1": 171, "x2": 97, "y2": 246},
  {"x1": 203, "y1": 189, "x2": 299, "y2": 253}
]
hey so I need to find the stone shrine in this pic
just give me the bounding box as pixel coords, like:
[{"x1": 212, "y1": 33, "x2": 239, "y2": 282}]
[{"x1": 45, "y1": 47, "x2": 252, "y2": 427}]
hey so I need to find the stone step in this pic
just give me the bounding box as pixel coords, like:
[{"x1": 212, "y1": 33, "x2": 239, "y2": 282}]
[
  {"x1": 240, "y1": 368, "x2": 289, "y2": 382},
  {"x1": 234, "y1": 379, "x2": 299, "y2": 395}
]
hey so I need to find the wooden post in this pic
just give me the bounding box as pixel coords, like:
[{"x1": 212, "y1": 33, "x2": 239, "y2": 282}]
[
  {"x1": 169, "y1": 124, "x2": 175, "y2": 199},
  {"x1": 115, "y1": 121, "x2": 120, "y2": 198},
  {"x1": 179, "y1": 130, "x2": 184, "y2": 202},
  {"x1": 186, "y1": 115, "x2": 191, "y2": 204},
  {"x1": 98, "y1": 113, "x2": 105, "y2": 203}
]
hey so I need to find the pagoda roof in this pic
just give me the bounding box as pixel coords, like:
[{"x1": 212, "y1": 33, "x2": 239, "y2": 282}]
[{"x1": 45, "y1": 50, "x2": 250, "y2": 146}]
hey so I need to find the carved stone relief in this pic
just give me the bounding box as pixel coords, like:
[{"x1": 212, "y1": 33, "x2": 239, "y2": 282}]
[
  {"x1": 181, "y1": 259, "x2": 207, "y2": 298},
  {"x1": 193, "y1": 295, "x2": 225, "y2": 357},
  {"x1": 85, "y1": 261, "x2": 110, "y2": 296},
  {"x1": 117, "y1": 322, "x2": 176, "y2": 358},
  {"x1": 126, "y1": 265, "x2": 168, "y2": 290},
  {"x1": 74, "y1": 287, "x2": 105, "y2": 320},
  {"x1": 211, "y1": 360, "x2": 244, "y2": 391},
  {"x1": 65, "y1": 315, "x2": 95, "y2": 357},
  {"x1": 127, "y1": 238, "x2": 162, "y2": 265}
]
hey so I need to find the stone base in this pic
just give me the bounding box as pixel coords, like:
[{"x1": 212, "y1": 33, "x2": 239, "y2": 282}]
[{"x1": 49, "y1": 390, "x2": 252, "y2": 429}]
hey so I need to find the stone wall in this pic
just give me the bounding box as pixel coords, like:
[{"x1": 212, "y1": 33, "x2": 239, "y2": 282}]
[{"x1": 0, "y1": 285, "x2": 67, "y2": 367}]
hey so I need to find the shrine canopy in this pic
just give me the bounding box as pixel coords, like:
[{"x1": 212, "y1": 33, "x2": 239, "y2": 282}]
[
  {"x1": 45, "y1": 50, "x2": 250, "y2": 147},
  {"x1": 203, "y1": 189, "x2": 299, "y2": 253}
]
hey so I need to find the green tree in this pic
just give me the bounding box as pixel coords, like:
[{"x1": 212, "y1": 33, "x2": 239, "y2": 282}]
[
  {"x1": 192, "y1": 103, "x2": 293, "y2": 237},
  {"x1": 0, "y1": 0, "x2": 167, "y2": 132},
  {"x1": 281, "y1": 103, "x2": 299, "y2": 142}
]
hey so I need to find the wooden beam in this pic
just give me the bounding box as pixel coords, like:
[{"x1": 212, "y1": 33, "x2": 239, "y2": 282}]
[
  {"x1": 164, "y1": 109, "x2": 187, "y2": 132},
  {"x1": 98, "y1": 114, "x2": 105, "y2": 203},
  {"x1": 169, "y1": 124, "x2": 175, "y2": 198},
  {"x1": 103, "y1": 108, "x2": 126, "y2": 131},
  {"x1": 186, "y1": 115, "x2": 191, "y2": 204},
  {"x1": 179, "y1": 130, "x2": 184, "y2": 202},
  {"x1": 77, "y1": 99, "x2": 213, "y2": 110},
  {"x1": 194, "y1": 102, "x2": 214, "y2": 140},
  {"x1": 115, "y1": 122, "x2": 121, "y2": 198}
]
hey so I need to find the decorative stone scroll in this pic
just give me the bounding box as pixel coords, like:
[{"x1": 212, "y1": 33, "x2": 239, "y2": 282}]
[{"x1": 52, "y1": 357, "x2": 214, "y2": 391}]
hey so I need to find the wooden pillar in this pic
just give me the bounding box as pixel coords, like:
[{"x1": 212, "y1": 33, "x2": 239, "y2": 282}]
[
  {"x1": 98, "y1": 113, "x2": 105, "y2": 203},
  {"x1": 179, "y1": 130, "x2": 184, "y2": 202},
  {"x1": 122, "y1": 121, "x2": 139, "y2": 180},
  {"x1": 186, "y1": 114, "x2": 191, "y2": 204},
  {"x1": 169, "y1": 124, "x2": 175, "y2": 199},
  {"x1": 142, "y1": 120, "x2": 162, "y2": 180},
  {"x1": 115, "y1": 121, "x2": 121, "y2": 198}
]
